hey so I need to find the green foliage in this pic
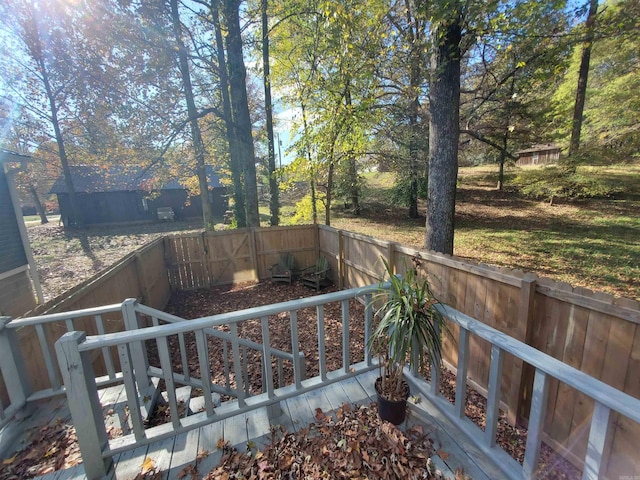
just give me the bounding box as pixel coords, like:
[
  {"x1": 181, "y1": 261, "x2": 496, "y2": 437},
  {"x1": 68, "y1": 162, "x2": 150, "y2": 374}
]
[
  {"x1": 389, "y1": 175, "x2": 428, "y2": 207},
  {"x1": 512, "y1": 166, "x2": 623, "y2": 200},
  {"x1": 552, "y1": 0, "x2": 640, "y2": 155},
  {"x1": 290, "y1": 193, "x2": 324, "y2": 224}
]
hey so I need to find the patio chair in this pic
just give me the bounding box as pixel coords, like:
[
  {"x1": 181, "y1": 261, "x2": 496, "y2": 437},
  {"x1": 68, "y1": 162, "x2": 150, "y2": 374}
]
[
  {"x1": 268, "y1": 253, "x2": 295, "y2": 284},
  {"x1": 300, "y1": 255, "x2": 331, "y2": 291}
]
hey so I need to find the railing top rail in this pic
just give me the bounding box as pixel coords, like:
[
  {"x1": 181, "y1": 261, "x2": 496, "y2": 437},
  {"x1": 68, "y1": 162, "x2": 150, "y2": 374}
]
[
  {"x1": 78, "y1": 284, "x2": 382, "y2": 352},
  {"x1": 438, "y1": 304, "x2": 640, "y2": 424},
  {"x1": 8, "y1": 303, "x2": 123, "y2": 328}
]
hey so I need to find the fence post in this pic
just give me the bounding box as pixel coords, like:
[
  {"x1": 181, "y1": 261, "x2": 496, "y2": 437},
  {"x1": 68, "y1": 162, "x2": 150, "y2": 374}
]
[
  {"x1": 121, "y1": 299, "x2": 151, "y2": 392},
  {"x1": 338, "y1": 230, "x2": 344, "y2": 289},
  {"x1": 513, "y1": 273, "x2": 538, "y2": 424},
  {"x1": 55, "y1": 331, "x2": 112, "y2": 480},
  {"x1": 248, "y1": 228, "x2": 259, "y2": 281},
  {"x1": 0, "y1": 317, "x2": 30, "y2": 409},
  {"x1": 134, "y1": 252, "x2": 150, "y2": 305}
]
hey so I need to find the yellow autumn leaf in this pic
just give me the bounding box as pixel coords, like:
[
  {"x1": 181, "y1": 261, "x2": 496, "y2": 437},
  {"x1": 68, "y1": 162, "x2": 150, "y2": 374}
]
[
  {"x1": 141, "y1": 456, "x2": 156, "y2": 474},
  {"x1": 2, "y1": 456, "x2": 17, "y2": 465}
]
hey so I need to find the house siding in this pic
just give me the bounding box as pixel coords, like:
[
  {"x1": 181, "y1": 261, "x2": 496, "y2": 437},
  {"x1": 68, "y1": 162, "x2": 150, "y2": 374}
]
[
  {"x1": 0, "y1": 269, "x2": 36, "y2": 317},
  {"x1": 0, "y1": 167, "x2": 28, "y2": 274}
]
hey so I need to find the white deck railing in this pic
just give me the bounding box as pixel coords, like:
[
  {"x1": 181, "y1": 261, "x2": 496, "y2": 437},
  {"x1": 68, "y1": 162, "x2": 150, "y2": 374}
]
[
  {"x1": 3, "y1": 283, "x2": 640, "y2": 480},
  {"x1": 404, "y1": 304, "x2": 640, "y2": 480},
  {"x1": 0, "y1": 304, "x2": 125, "y2": 427},
  {"x1": 55, "y1": 285, "x2": 378, "y2": 479}
]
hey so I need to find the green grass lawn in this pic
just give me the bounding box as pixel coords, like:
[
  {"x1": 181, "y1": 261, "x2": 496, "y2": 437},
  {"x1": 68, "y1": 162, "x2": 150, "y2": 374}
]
[{"x1": 272, "y1": 164, "x2": 640, "y2": 300}]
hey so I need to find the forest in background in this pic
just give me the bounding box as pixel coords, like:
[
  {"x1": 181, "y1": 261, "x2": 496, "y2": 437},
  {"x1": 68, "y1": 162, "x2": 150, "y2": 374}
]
[{"x1": 1, "y1": 0, "x2": 638, "y2": 245}]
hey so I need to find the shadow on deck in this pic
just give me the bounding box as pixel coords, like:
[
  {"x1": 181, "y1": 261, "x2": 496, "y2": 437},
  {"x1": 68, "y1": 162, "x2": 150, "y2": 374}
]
[{"x1": 2, "y1": 370, "x2": 502, "y2": 480}]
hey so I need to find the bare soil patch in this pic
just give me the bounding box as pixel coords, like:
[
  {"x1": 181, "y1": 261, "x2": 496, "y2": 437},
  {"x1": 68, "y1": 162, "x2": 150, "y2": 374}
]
[{"x1": 28, "y1": 220, "x2": 203, "y2": 301}]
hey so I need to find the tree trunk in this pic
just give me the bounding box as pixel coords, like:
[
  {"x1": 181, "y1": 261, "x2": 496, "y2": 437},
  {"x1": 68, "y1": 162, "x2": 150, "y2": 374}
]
[
  {"x1": 262, "y1": 0, "x2": 279, "y2": 226},
  {"x1": 170, "y1": 0, "x2": 215, "y2": 230},
  {"x1": 212, "y1": 0, "x2": 246, "y2": 227},
  {"x1": 425, "y1": 15, "x2": 462, "y2": 255},
  {"x1": 569, "y1": 0, "x2": 598, "y2": 158},
  {"x1": 343, "y1": 82, "x2": 360, "y2": 215},
  {"x1": 223, "y1": 0, "x2": 260, "y2": 228},
  {"x1": 301, "y1": 103, "x2": 317, "y2": 224},
  {"x1": 25, "y1": 6, "x2": 82, "y2": 228},
  {"x1": 29, "y1": 184, "x2": 48, "y2": 224},
  {"x1": 326, "y1": 160, "x2": 334, "y2": 226},
  {"x1": 498, "y1": 73, "x2": 516, "y2": 191},
  {"x1": 406, "y1": 0, "x2": 422, "y2": 219}
]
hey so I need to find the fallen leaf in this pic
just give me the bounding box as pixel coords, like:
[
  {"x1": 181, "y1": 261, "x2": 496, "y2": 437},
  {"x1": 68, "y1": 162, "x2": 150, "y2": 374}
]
[
  {"x1": 2, "y1": 456, "x2": 16, "y2": 465},
  {"x1": 437, "y1": 448, "x2": 450, "y2": 461},
  {"x1": 141, "y1": 456, "x2": 156, "y2": 474}
]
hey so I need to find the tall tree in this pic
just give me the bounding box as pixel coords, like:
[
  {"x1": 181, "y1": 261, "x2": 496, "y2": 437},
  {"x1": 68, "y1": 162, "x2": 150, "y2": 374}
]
[
  {"x1": 169, "y1": 0, "x2": 216, "y2": 230},
  {"x1": 211, "y1": 0, "x2": 247, "y2": 227},
  {"x1": 222, "y1": 0, "x2": 260, "y2": 227},
  {"x1": 1, "y1": 1, "x2": 84, "y2": 226},
  {"x1": 425, "y1": 3, "x2": 462, "y2": 254},
  {"x1": 261, "y1": 0, "x2": 280, "y2": 225},
  {"x1": 568, "y1": 0, "x2": 598, "y2": 157}
]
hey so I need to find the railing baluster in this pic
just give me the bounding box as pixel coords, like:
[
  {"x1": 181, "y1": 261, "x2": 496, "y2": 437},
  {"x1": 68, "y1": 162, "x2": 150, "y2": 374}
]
[
  {"x1": 429, "y1": 322, "x2": 441, "y2": 395},
  {"x1": 229, "y1": 323, "x2": 245, "y2": 406},
  {"x1": 484, "y1": 344, "x2": 504, "y2": 447},
  {"x1": 152, "y1": 316, "x2": 159, "y2": 327},
  {"x1": 222, "y1": 339, "x2": 231, "y2": 391},
  {"x1": 178, "y1": 333, "x2": 190, "y2": 381},
  {"x1": 122, "y1": 299, "x2": 150, "y2": 391},
  {"x1": 157, "y1": 335, "x2": 181, "y2": 429},
  {"x1": 260, "y1": 316, "x2": 274, "y2": 398},
  {"x1": 290, "y1": 311, "x2": 302, "y2": 389},
  {"x1": 35, "y1": 323, "x2": 61, "y2": 391},
  {"x1": 56, "y1": 332, "x2": 112, "y2": 479},
  {"x1": 364, "y1": 293, "x2": 372, "y2": 366},
  {"x1": 341, "y1": 299, "x2": 350, "y2": 374},
  {"x1": 317, "y1": 305, "x2": 327, "y2": 382},
  {"x1": 582, "y1": 402, "x2": 611, "y2": 480},
  {"x1": 195, "y1": 329, "x2": 214, "y2": 416},
  {"x1": 116, "y1": 343, "x2": 146, "y2": 441},
  {"x1": 242, "y1": 345, "x2": 250, "y2": 395},
  {"x1": 455, "y1": 328, "x2": 470, "y2": 418},
  {"x1": 65, "y1": 319, "x2": 74, "y2": 332},
  {"x1": 0, "y1": 317, "x2": 30, "y2": 408},
  {"x1": 523, "y1": 369, "x2": 549, "y2": 479},
  {"x1": 277, "y1": 358, "x2": 284, "y2": 388},
  {"x1": 94, "y1": 315, "x2": 115, "y2": 380}
]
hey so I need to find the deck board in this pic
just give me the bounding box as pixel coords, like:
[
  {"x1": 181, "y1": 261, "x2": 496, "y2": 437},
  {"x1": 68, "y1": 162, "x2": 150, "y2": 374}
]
[{"x1": 15, "y1": 371, "x2": 508, "y2": 480}]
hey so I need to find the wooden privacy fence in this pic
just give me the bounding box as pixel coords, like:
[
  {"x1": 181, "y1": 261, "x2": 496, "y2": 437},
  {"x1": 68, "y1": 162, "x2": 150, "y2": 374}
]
[
  {"x1": 318, "y1": 225, "x2": 640, "y2": 479},
  {"x1": 2, "y1": 224, "x2": 638, "y2": 478},
  {"x1": 163, "y1": 225, "x2": 318, "y2": 290},
  {"x1": 0, "y1": 238, "x2": 170, "y2": 406}
]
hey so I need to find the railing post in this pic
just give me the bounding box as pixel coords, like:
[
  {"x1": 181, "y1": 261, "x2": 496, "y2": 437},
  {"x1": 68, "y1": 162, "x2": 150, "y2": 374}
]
[
  {"x1": 121, "y1": 299, "x2": 151, "y2": 391},
  {"x1": 0, "y1": 317, "x2": 30, "y2": 409},
  {"x1": 55, "y1": 332, "x2": 112, "y2": 480}
]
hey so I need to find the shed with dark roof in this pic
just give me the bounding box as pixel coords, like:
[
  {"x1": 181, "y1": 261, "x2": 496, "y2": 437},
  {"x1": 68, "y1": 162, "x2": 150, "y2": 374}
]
[{"x1": 50, "y1": 165, "x2": 227, "y2": 226}]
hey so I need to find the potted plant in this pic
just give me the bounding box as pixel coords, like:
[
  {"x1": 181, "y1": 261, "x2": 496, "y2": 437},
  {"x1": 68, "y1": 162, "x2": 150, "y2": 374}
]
[{"x1": 368, "y1": 256, "x2": 447, "y2": 425}]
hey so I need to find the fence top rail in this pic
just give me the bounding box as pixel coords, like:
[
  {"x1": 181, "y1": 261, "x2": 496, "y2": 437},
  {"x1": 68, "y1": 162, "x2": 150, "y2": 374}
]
[
  {"x1": 78, "y1": 283, "x2": 383, "y2": 352},
  {"x1": 438, "y1": 304, "x2": 640, "y2": 423},
  {"x1": 7, "y1": 303, "x2": 123, "y2": 328}
]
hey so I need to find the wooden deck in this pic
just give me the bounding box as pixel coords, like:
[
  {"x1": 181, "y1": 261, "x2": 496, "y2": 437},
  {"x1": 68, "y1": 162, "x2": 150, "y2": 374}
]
[{"x1": 1, "y1": 370, "x2": 506, "y2": 480}]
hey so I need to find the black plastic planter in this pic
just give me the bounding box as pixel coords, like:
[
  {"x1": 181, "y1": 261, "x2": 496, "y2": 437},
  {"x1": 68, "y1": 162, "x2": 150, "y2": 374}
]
[{"x1": 375, "y1": 376, "x2": 410, "y2": 425}]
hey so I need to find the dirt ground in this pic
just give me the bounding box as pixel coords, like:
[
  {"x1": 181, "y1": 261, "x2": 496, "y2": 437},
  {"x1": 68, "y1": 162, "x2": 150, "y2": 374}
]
[{"x1": 28, "y1": 220, "x2": 204, "y2": 302}]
